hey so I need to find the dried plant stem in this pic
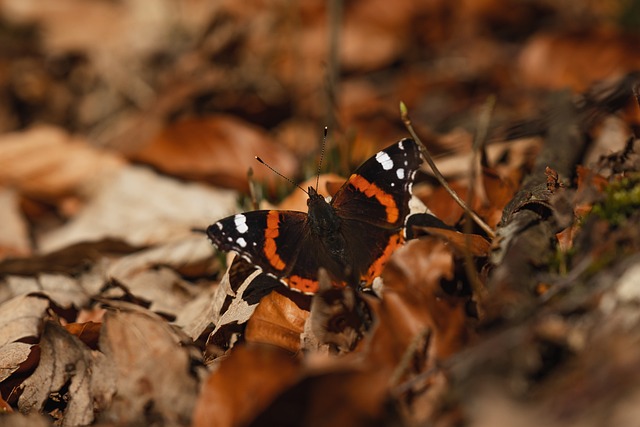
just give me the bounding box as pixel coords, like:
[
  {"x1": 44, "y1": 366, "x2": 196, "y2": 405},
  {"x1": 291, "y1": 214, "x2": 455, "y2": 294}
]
[{"x1": 400, "y1": 102, "x2": 495, "y2": 239}]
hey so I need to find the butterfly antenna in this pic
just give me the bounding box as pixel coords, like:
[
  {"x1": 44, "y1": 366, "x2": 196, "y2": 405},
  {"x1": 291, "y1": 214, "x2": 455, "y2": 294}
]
[
  {"x1": 255, "y1": 156, "x2": 309, "y2": 195},
  {"x1": 315, "y1": 127, "x2": 328, "y2": 191}
]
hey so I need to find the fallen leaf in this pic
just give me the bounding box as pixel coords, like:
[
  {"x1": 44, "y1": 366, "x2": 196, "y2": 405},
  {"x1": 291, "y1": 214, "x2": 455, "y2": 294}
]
[
  {"x1": 0, "y1": 342, "x2": 34, "y2": 383},
  {"x1": 38, "y1": 165, "x2": 237, "y2": 252},
  {"x1": 0, "y1": 295, "x2": 50, "y2": 348},
  {"x1": 193, "y1": 344, "x2": 301, "y2": 427},
  {"x1": 0, "y1": 188, "x2": 31, "y2": 259},
  {"x1": 99, "y1": 305, "x2": 199, "y2": 425},
  {"x1": 245, "y1": 290, "x2": 310, "y2": 353},
  {"x1": 132, "y1": 115, "x2": 299, "y2": 192},
  {"x1": 18, "y1": 321, "x2": 115, "y2": 426},
  {"x1": 107, "y1": 236, "x2": 216, "y2": 283},
  {"x1": 519, "y1": 30, "x2": 640, "y2": 91},
  {"x1": 4, "y1": 274, "x2": 89, "y2": 310},
  {"x1": 0, "y1": 125, "x2": 123, "y2": 201},
  {"x1": 64, "y1": 322, "x2": 101, "y2": 351}
]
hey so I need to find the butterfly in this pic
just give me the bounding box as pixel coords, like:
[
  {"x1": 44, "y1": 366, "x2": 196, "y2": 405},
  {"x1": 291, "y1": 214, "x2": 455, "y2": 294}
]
[{"x1": 207, "y1": 138, "x2": 422, "y2": 294}]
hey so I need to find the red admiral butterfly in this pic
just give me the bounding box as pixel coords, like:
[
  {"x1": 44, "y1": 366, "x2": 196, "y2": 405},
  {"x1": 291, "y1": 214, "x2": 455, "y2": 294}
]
[{"x1": 207, "y1": 138, "x2": 422, "y2": 294}]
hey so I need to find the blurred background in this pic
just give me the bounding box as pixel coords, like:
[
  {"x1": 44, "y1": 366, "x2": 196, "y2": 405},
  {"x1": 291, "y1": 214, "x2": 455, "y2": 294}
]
[{"x1": 0, "y1": 0, "x2": 639, "y2": 254}]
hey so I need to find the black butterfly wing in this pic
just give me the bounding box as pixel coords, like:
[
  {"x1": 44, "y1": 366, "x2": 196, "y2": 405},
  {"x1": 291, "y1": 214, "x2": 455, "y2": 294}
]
[
  {"x1": 331, "y1": 138, "x2": 421, "y2": 229},
  {"x1": 206, "y1": 210, "x2": 308, "y2": 280},
  {"x1": 330, "y1": 138, "x2": 422, "y2": 283}
]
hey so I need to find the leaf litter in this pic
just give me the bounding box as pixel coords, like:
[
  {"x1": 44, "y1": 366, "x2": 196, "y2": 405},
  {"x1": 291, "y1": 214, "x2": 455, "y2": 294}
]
[{"x1": 1, "y1": 1, "x2": 640, "y2": 426}]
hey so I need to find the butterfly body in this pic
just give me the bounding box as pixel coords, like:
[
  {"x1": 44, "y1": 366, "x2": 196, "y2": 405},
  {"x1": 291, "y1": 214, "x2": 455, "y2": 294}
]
[{"x1": 207, "y1": 138, "x2": 422, "y2": 294}]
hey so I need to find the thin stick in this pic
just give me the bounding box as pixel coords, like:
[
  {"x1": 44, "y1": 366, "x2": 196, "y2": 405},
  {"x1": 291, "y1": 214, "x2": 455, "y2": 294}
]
[{"x1": 400, "y1": 102, "x2": 495, "y2": 239}]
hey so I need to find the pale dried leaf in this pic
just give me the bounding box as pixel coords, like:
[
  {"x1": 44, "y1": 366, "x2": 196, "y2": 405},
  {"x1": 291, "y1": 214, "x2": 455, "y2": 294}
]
[
  {"x1": 0, "y1": 295, "x2": 49, "y2": 347},
  {"x1": 18, "y1": 322, "x2": 115, "y2": 427},
  {"x1": 0, "y1": 342, "x2": 34, "y2": 382},
  {"x1": 39, "y1": 166, "x2": 237, "y2": 252},
  {"x1": 107, "y1": 236, "x2": 214, "y2": 282},
  {"x1": 5, "y1": 274, "x2": 89, "y2": 309},
  {"x1": 99, "y1": 308, "x2": 198, "y2": 425},
  {"x1": 0, "y1": 188, "x2": 31, "y2": 258},
  {"x1": 175, "y1": 286, "x2": 218, "y2": 341}
]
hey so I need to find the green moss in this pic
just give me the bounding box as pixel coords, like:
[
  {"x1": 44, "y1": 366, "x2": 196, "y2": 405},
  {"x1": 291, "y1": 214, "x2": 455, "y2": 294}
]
[{"x1": 590, "y1": 173, "x2": 640, "y2": 226}]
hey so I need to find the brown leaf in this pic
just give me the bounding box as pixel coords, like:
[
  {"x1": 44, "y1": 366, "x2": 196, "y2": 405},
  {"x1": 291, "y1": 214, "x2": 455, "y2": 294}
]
[
  {"x1": 413, "y1": 227, "x2": 491, "y2": 257},
  {"x1": 18, "y1": 321, "x2": 115, "y2": 426},
  {"x1": 245, "y1": 290, "x2": 310, "y2": 353},
  {"x1": 0, "y1": 126, "x2": 123, "y2": 201},
  {"x1": 132, "y1": 115, "x2": 299, "y2": 192},
  {"x1": 381, "y1": 238, "x2": 471, "y2": 361},
  {"x1": 193, "y1": 344, "x2": 301, "y2": 427},
  {"x1": 99, "y1": 306, "x2": 199, "y2": 425},
  {"x1": 64, "y1": 322, "x2": 101, "y2": 351},
  {"x1": 519, "y1": 30, "x2": 640, "y2": 91}
]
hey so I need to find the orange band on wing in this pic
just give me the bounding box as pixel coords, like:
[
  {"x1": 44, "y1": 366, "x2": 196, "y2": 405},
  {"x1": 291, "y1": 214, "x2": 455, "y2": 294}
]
[
  {"x1": 285, "y1": 275, "x2": 320, "y2": 294},
  {"x1": 361, "y1": 232, "x2": 404, "y2": 284},
  {"x1": 264, "y1": 211, "x2": 286, "y2": 271},
  {"x1": 348, "y1": 174, "x2": 399, "y2": 223}
]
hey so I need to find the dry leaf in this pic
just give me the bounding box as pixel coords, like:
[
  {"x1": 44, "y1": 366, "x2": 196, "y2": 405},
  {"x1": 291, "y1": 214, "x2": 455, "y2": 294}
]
[
  {"x1": 193, "y1": 344, "x2": 301, "y2": 427},
  {"x1": 381, "y1": 238, "x2": 470, "y2": 361},
  {"x1": 99, "y1": 306, "x2": 198, "y2": 425},
  {"x1": 0, "y1": 342, "x2": 34, "y2": 383},
  {"x1": 18, "y1": 322, "x2": 115, "y2": 426},
  {"x1": 0, "y1": 125, "x2": 123, "y2": 201},
  {"x1": 64, "y1": 322, "x2": 101, "y2": 351},
  {"x1": 519, "y1": 30, "x2": 640, "y2": 91},
  {"x1": 245, "y1": 290, "x2": 310, "y2": 353},
  {"x1": 133, "y1": 115, "x2": 299, "y2": 192},
  {"x1": 38, "y1": 166, "x2": 237, "y2": 252},
  {"x1": 0, "y1": 295, "x2": 50, "y2": 348},
  {"x1": 107, "y1": 236, "x2": 215, "y2": 281},
  {"x1": 0, "y1": 188, "x2": 31, "y2": 259},
  {"x1": 413, "y1": 227, "x2": 491, "y2": 257},
  {"x1": 4, "y1": 274, "x2": 89, "y2": 310}
]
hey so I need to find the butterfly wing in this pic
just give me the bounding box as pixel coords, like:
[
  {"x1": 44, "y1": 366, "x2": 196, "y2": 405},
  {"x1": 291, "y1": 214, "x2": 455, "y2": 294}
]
[
  {"x1": 331, "y1": 138, "x2": 421, "y2": 229},
  {"x1": 331, "y1": 138, "x2": 422, "y2": 283},
  {"x1": 207, "y1": 210, "x2": 307, "y2": 280}
]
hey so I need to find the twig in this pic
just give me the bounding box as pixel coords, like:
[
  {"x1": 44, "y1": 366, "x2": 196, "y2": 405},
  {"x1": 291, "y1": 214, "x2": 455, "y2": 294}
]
[{"x1": 400, "y1": 102, "x2": 496, "y2": 239}]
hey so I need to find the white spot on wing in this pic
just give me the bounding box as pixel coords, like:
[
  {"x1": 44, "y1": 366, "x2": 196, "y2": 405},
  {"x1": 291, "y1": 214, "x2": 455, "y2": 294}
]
[
  {"x1": 376, "y1": 151, "x2": 393, "y2": 170},
  {"x1": 216, "y1": 222, "x2": 223, "y2": 230},
  {"x1": 234, "y1": 214, "x2": 248, "y2": 234},
  {"x1": 396, "y1": 168, "x2": 405, "y2": 179},
  {"x1": 398, "y1": 140, "x2": 404, "y2": 150},
  {"x1": 237, "y1": 237, "x2": 247, "y2": 247}
]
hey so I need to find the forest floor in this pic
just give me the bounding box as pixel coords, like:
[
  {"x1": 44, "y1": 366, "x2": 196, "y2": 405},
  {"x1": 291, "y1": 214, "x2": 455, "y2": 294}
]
[{"x1": 1, "y1": 1, "x2": 640, "y2": 426}]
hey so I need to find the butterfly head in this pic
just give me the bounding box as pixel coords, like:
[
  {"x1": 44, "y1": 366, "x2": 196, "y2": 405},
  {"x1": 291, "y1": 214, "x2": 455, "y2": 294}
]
[{"x1": 307, "y1": 186, "x2": 324, "y2": 205}]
